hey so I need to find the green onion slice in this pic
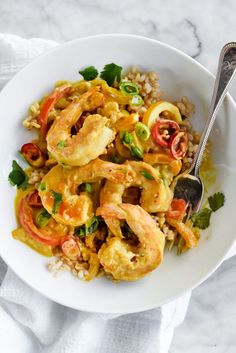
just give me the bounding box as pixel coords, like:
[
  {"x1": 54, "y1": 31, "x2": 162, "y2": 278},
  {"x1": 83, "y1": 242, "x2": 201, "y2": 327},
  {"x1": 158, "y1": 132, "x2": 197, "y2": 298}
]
[
  {"x1": 130, "y1": 95, "x2": 144, "y2": 106},
  {"x1": 130, "y1": 145, "x2": 143, "y2": 159},
  {"x1": 134, "y1": 122, "x2": 150, "y2": 141},
  {"x1": 57, "y1": 140, "x2": 66, "y2": 149},
  {"x1": 120, "y1": 131, "x2": 134, "y2": 145},
  {"x1": 81, "y1": 183, "x2": 93, "y2": 193},
  {"x1": 140, "y1": 170, "x2": 154, "y2": 180},
  {"x1": 119, "y1": 82, "x2": 139, "y2": 96},
  {"x1": 38, "y1": 181, "x2": 47, "y2": 191}
]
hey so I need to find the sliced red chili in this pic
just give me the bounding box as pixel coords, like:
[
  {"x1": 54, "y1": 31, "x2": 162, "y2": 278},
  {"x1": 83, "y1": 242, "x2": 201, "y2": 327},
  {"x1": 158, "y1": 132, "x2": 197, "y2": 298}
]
[
  {"x1": 18, "y1": 191, "x2": 66, "y2": 246},
  {"x1": 166, "y1": 198, "x2": 186, "y2": 220},
  {"x1": 152, "y1": 119, "x2": 180, "y2": 147},
  {"x1": 21, "y1": 143, "x2": 45, "y2": 168},
  {"x1": 37, "y1": 84, "x2": 71, "y2": 137},
  {"x1": 27, "y1": 190, "x2": 42, "y2": 208},
  {"x1": 170, "y1": 131, "x2": 188, "y2": 160}
]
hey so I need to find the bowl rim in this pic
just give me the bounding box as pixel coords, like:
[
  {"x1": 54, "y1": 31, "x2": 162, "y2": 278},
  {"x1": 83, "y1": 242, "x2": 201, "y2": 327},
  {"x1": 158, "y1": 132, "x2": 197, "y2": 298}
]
[{"x1": 1, "y1": 33, "x2": 236, "y2": 314}]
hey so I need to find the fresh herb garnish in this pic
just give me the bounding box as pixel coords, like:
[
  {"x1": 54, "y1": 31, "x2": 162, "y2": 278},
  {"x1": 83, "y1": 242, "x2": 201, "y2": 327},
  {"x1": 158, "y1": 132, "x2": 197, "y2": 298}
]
[
  {"x1": 140, "y1": 170, "x2": 154, "y2": 180},
  {"x1": 134, "y1": 122, "x2": 150, "y2": 141},
  {"x1": 111, "y1": 154, "x2": 122, "y2": 164},
  {"x1": 51, "y1": 190, "x2": 62, "y2": 214},
  {"x1": 119, "y1": 82, "x2": 139, "y2": 96},
  {"x1": 57, "y1": 140, "x2": 66, "y2": 149},
  {"x1": 38, "y1": 181, "x2": 47, "y2": 191},
  {"x1": 75, "y1": 216, "x2": 101, "y2": 237},
  {"x1": 80, "y1": 183, "x2": 93, "y2": 193},
  {"x1": 79, "y1": 66, "x2": 98, "y2": 81},
  {"x1": 191, "y1": 208, "x2": 212, "y2": 229},
  {"x1": 120, "y1": 131, "x2": 143, "y2": 160},
  {"x1": 8, "y1": 160, "x2": 28, "y2": 189},
  {"x1": 75, "y1": 227, "x2": 86, "y2": 237},
  {"x1": 120, "y1": 131, "x2": 133, "y2": 145},
  {"x1": 191, "y1": 192, "x2": 225, "y2": 229},
  {"x1": 36, "y1": 208, "x2": 51, "y2": 228},
  {"x1": 130, "y1": 145, "x2": 143, "y2": 160},
  {"x1": 208, "y1": 192, "x2": 225, "y2": 212},
  {"x1": 79, "y1": 62, "x2": 122, "y2": 86},
  {"x1": 100, "y1": 63, "x2": 122, "y2": 86},
  {"x1": 130, "y1": 95, "x2": 144, "y2": 107}
]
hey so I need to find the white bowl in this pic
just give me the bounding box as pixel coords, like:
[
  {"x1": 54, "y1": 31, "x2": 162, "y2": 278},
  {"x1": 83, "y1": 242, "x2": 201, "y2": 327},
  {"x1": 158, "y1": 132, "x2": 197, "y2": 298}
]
[{"x1": 0, "y1": 34, "x2": 236, "y2": 314}]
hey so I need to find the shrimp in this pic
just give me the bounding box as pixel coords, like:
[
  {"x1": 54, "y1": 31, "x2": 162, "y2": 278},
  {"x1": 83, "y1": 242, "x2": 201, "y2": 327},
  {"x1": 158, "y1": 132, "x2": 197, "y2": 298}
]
[
  {"x1": 100, "y1": 182, "x2": 125, "y2": 238},
  {"x1": 46, "y1": 88, "x2": 116, "y2": 166},
  {"x1": 100, "y1": 160, "x2": 173, "y2": 213},
  {"x1": 166, "y1": 218, "x2": 198, "y2": 248},
  {"x1": 143, "y1": 153, "x2": 182, "y2": 176},
  {"x1": 97, "y1": 203, "x2": 165, "y2": 281},
  {"x1": 38, "y1": 159, "x2": 135, "y2": 227}
]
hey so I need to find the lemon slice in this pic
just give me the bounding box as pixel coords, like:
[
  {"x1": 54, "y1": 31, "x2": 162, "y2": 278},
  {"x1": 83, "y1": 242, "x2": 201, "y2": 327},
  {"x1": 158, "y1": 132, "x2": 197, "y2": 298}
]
[{"x1": 142, "y1": 101, "x2": 182, "y2": 129}]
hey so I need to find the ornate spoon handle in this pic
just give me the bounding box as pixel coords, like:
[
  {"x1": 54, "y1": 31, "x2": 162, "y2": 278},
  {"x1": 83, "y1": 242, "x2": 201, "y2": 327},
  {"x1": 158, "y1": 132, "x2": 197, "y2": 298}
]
[{"x1": 190, "y1": 42, "x2": 236, "y2": 176}]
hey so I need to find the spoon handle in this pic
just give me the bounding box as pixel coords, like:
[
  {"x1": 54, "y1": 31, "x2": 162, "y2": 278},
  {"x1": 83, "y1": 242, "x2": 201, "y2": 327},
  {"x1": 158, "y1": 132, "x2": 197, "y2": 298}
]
[{"x1": 190, "y1": 42, "x2": 236, "y2": 176}]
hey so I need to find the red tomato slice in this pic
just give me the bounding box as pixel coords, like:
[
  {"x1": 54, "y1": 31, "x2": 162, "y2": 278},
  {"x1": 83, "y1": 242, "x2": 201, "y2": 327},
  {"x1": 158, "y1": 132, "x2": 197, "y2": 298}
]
[
  {"x1": 170, "y1": 131, "x2": 188, "y2": 160},
  {"x1": 18, "y1": 192, "x2": 65, "y2": 246},
  {"x1": 37, "y1": 84, "x2": 71, "y2": 137},
  {"x1": 152, "y1": 119, "x2": 180, "y2": 147},
  {"x1": 21, "y1": 143, "x2": 45, "y2": 168},
  {"x1": 166, "y1": 198, "x2": 186, "y2": 220}
]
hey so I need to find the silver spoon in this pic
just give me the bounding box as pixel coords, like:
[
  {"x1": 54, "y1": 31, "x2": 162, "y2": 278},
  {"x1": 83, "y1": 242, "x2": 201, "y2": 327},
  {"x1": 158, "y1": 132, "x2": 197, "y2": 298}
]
[{"x1": 174, "y1": 42, "x2": 236, "y2": 215}]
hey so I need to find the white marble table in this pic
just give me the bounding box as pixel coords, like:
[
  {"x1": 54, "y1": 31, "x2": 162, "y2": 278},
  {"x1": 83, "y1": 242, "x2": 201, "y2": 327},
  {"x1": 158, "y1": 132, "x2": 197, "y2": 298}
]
[{"x1": 0, "y1": 0, "x2": 236, "y2": 351}]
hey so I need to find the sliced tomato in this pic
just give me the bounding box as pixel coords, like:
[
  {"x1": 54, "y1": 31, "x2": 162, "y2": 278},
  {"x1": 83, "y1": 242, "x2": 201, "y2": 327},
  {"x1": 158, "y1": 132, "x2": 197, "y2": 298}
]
[
  {"x1": 61, "y1": 237, "x2": 81, "y2": 260},
  {"x1": 18, "y1": 192, "x2": 65, "y2": 246},
  {"x1": 166, "y1": 198, "x2": 186, "y2": 220},
  {"x1": 21, "y1": 143, "x2": 45, "y2": 168},
  {"x1": 27, "y1": 190, "x2": 42, "y2": 208},
  {"x1": 170, "y1": 131, "x2": 188, "y2": 160},
  {"x1": 37, "y1": 84, "x2": 71, "y2": 137},
  {"x1": 152, "y1": 119, "x2": 180, "y2": 147}
]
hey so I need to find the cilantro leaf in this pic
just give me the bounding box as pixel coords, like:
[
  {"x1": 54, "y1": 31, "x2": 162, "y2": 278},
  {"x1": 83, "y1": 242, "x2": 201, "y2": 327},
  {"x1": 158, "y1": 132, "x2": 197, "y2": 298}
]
[
  {"x1": 51, "y1": 190, "x2": 62, "y2": 214},
  {"x1": 100, "y1": 63, "x2": 122, "y2": 86},
  {"x1": 80, "y1": 183, "x2": 93, "y2": 193},
  {"x1": 35, "y1": 208, "x2": 51, "y2": 228},
  {"x1": 75, "y1": 216, "x2": 101, "y2": 237},
  {"x1": 191, "y1": 208, "x2": 212, "y2": 229},
  {"x1": 79, "y1": 66, "x2": 98, "y2": 81},
  {"x1": 57, "y1": 140, "x2": 66, "y2": 149},
  {"x1": 8, "y1": 160, "x2": 28, "y2": 189},
  {"x1": 208, "y1": 192, "x2": 225, "y2": 212}
]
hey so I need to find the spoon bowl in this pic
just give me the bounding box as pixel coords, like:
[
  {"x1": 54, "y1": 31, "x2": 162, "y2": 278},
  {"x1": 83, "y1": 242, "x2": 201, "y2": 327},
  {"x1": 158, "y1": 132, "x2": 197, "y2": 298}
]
[{"x1": 174, "y1": 174, "x2": 204, "y2": 213}]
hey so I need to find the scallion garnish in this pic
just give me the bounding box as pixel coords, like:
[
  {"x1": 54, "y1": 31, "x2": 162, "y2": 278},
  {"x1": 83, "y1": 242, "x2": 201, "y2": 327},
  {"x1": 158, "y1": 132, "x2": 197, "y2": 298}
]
[
  {"x1": 119, "y1": 82, "x2": 139, "y2": 96},
  {"x1": 134, "y1": 122, "x2": 150, "y2": 141}
]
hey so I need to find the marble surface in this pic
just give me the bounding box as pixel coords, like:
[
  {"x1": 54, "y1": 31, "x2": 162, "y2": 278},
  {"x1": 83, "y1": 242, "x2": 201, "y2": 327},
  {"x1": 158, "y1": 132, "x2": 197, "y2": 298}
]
[{"x1": 0, "y1": 0, "x2": 236, "y2": 351}]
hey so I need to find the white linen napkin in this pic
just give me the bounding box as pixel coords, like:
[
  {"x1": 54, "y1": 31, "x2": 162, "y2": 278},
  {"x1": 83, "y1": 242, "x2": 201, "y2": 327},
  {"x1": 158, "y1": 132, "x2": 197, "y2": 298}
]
[{"x1": 0, "y1": 33, "x2": 235, "y2": 353}]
